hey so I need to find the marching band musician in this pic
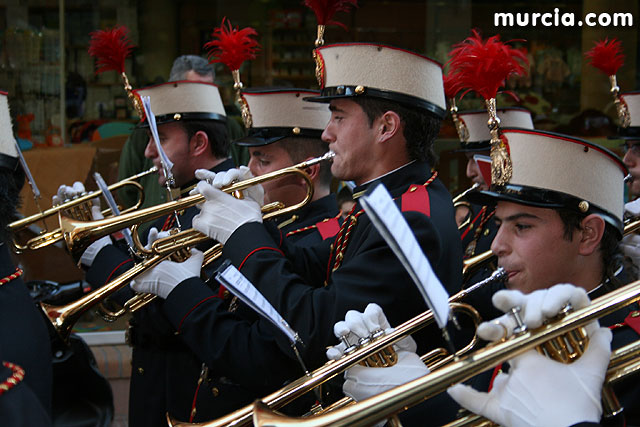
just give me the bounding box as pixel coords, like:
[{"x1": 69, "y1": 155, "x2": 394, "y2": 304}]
[
  {"x1": 130, "y1": 42, "x2": 464, "y2": 416},
  {"x1": 221, "y1": 88, "x2": 340, "y2": 246},
  {"x1": 330, "y1": 128, "x2": 640, "y2": 425},
  {"x1": 164, "y1": 88, "x2": 342, "y2": 419},
  {"x1": 66, "y1": 81, "x2": 235, "y2": 426},
  {"x1": 0, "y1": 92, "x2": 52, "y2": 424}
]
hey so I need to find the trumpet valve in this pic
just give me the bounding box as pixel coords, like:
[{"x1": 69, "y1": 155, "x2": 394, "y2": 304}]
[
  {"x1": 509, "y1": 306, "x2": 528, "y2": 335},
  {"x1": 536, "y1": 303, "x2": 588, "y2": 364},
  {"x1": 358, "y1": 329, "x2": 399, "y2": 368}
]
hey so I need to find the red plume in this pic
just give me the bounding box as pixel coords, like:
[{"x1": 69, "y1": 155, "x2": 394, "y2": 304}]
[
  {"x1": 585, "y1": 38, "x2": 624, "y2": 76},
  {"x1": 204, "y1": 17, "x2": 260, "y2": 71},
  {"x1": 88, "y1": 26, "x2": 135, "y2": 74},
  {"x1": 446, "y1": 30, "x2": 528, "y2": 100},
  {"x1": 303, "y1": 0, "x2": 358, "y2": 30},
  {"x1": 443, "y1": 71, "x2": 463, "y2": 100}
]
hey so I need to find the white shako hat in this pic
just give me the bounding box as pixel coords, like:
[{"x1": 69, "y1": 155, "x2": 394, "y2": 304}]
[
  {"x1": 133, "y1": 81, "x2": 226, "y2": 127},
  {"x1": 457, "y1": 107, "x2": 534, "y2": 151},
  {"x1": 470, "y1": 128, "x2": 627, "y2": 235},
  {"x1": 305, "y1": 43, "x2": 446, "y2": 118},
  {"x1": 0, "y1": 91, "x2": 18, "y2": 170},
  {"x1": 619, "y1": 91, "x2": 640, "y2": 139},
  {"x1": 236, "y1": 88, "x2": 330, "y2": 147}
]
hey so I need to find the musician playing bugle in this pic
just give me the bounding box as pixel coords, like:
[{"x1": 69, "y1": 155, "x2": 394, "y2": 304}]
[
  {"x1": 131, "y1": 43, "x2": 464, "y2": 418},
  {"x1": 73, "y1": 81, "x2": 234, "y2": 426},
  {"x1": 133, "y1": 88, "x2": 342, "y2": 420},
  {"x1": 331, "y1": 128, "x2": 640, "y2": 426}
]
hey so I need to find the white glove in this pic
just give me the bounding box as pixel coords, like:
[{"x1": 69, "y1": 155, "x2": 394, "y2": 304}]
[
  {"x1": 53, "y1": 181, "x2": 86, "y2": 205},
  {"x1": 447, "y1": 326, "x2": 612, "y2": 427},
  {"x1": 130, "y1": 248, "x2": 204, "y2": 299},
  {"x1": 192, "y1": 181, "x2": 262, "y2": 244},
  {"x1": 326, "y1": 304, "x2": 429, "y2": 404},
  {"x1": 194, "y1": 166, "x2": 264, "y2": 206},
  {"x1": 624, "y1": 199, "x2": 640, "y2": 216},
  {"x1": 477, "y1": 284, "x2": 594, "y2": 342},
  {"x1": 53, "y1": 182, "x2": 103, "y2": 220},
  {"x1": 144, "y1": 227, "x2": 171, "y2": 251}
]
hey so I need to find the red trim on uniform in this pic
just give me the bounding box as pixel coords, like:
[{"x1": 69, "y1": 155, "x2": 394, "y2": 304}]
[
  {"x1": 316, "y1": 217, "x2": 341, "y2": 240},
  {"x1": 238, "y1": 247, "x2": 285, "y2": 271},
  {"x1": 178, "y1": 296, "x2": 218, "y2": 332},
  {"x1": 105, "y1": 259, "x2": 134, "y2": 284},
  {"x1": 189, "y1": 381, "x2": 202, "y2": 422},
  {"x1": 624, "y1": 311, "x2": 640, "y2": 335},
  {"x1": 277, "y1": 228, "x2": 284, "y2": 248},
  {"x1": 401, "y1": 184, "x2": 430, "y2": 217},
  {"x1": 488, "y1": 364, "x2": 503, "y2": 391},
  {"x1": 217, "y1": 286, "x2": 226, "y2": 299},
  {"x1": 0, "y1": 90, "x2": 8, "y2": 96}
]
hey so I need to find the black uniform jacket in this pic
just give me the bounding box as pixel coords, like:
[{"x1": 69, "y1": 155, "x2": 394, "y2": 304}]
[
  {"x1": 0, "y1": 243, "x2": 52, "y2": 419},
  {"x1": 161, "y1": 160, "x2": 464, "y2": 405},
  {"x1": 85, "y1": 159, "x2": 237, "y2": 426},
  {"x1": 275, "y1": 193, "x2": 341, "y2": 247},
  {"x1": 0, "y1": 353, "x2": 51, "y2": 426}
]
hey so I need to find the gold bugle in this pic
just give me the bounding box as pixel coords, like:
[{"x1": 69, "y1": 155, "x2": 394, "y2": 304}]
[
  {"x1": 10, "y1": 166, "x2": 157, "y2": 252},
  {"x1": 251, "y1": 278, "x2": 640, "y2": 427},
  {"x1": 167, "y1": 302, "x2": 481, "y2": 427},
  {"x1": 453, "y1": 183, "x2": 480, "y2": 231},
  {"x1": 60, "y1": 152, "x2": 334, "y2": 259},
  {"x1": 41, "y1": 231, "x2": 219, "y2": 342}
]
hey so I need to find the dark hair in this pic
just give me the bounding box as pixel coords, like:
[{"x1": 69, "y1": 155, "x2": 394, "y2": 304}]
[
  {"x1": 181, "y1": 120, "x2": 229, "y2": 159},
  {"x1": 0, "y1": 165, "x2": 25, "y2": 243},
  {"x1": 350, "y1": 97, "x2": 442, "y2": 165},
  {"x1": 337, "y1": 186, "x2": 353, "y2": 205},
  {"x1": 278, "y1": 137, "x2": 332, "y2": 188},
  {"x1": 169, "y1": 55, "x2": 214, "y2": 82},
  {"x1": 556, "y1": 208, "x2": 624, "y2": 289}
]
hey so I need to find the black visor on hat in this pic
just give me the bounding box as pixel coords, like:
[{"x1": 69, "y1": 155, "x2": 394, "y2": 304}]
[
  {"x1": 234, "y1": 127, "x2": 323, "y2": 147},
  {"x1": 137, "y1": 112, "x2": 226, "y2": 128},
  {"x1": 0, "y1": 153, "x2": 18, "y2": 171},
  {"x1": 304, "y1": 86, "x2": 446, "y2": 119}
]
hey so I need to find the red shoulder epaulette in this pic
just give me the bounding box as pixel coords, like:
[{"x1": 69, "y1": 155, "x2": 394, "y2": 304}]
[
  {"x1": 401, "y1": 184, "x2": 430, "y2": 217},
  {"x1": 316, "y1": 217, "x2": 341, "y2": 240},
  {"x1": 624, "y1": 310, "x2": 640, "y2": 335}
]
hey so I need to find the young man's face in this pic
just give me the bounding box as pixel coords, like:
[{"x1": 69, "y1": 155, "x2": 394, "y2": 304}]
[
  {"x1": 491, "y1": 201, "x2": 583, "y2": 294},
  {"x1": 247, "y1": 140, "x2": 305, "y2": 206},
  {"x1": 144, "y1": 122, "x2": 194, "y2": 187},
  {"x1": 622, "y1": 140, "x2": 640, "y2": 199},
  {"x1": 465, "y1": 152, "x2": 489, "y2": 191},
  {"x1": 322, "y1": 99, "x2": 378, "y2": 185}
]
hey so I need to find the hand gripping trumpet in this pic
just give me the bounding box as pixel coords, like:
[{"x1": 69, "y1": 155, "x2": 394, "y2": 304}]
[
  {"x1": 42, "y1": 153, "x2": 335, "y2": 333},
  {"x1": 59, "y1": 152, "x2": 334, "y2": 260},
  {"x1": 9, "y1": 167, "x2": 157, "y2": 252},
  {"x1": 252, "y1": 278, "x2": 640, "y2": 427},
  {"x1": 166, "y1": 269, "x2": 506, "y2": 427}
]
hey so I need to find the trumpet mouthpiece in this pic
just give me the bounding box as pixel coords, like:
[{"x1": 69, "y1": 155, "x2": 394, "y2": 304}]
[{"x1": 625, "y1": 174, "x2": 633, "y2": 184}]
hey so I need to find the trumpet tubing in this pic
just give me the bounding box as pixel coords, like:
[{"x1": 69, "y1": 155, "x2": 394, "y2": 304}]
[
  {"x1": 251, "y1": 278, "x2": 640, "y2": 427},
  {"x1": 97, "y1": 241, "x2": 223, "y2": 321},
  {"x1": 167, "y1": 302, "x2": 483, "y2": 427},
  {"x1": 10, "y1": 167, "x2": 157, "y2": 252},
  {"x1": 60, "y1": 152, "x2": 333, "y2": 259},
  {"x1": 42, "y1": 232, "x2": 215, "y2": 342}
]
